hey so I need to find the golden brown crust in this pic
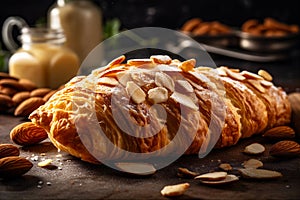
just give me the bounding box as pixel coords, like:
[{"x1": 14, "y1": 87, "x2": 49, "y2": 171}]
[{"x1": 29, "y1": 56, "x2": 291, "y2": 164}]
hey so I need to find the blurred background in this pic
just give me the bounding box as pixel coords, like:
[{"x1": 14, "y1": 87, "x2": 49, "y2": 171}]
[
  {"x1": 0, "y1": 0, "x2": 299, "y2": 47},
  {"x1": 0, "y1": 0, "x2": 300, "y2": 91}
]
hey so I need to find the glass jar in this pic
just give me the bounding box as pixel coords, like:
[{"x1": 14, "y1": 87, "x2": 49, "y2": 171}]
[
  {"x1": 48, "y1": 0, "x2": 103, "y2": 62},
  {"x1": 2, "y1": 17, "x2": 80, "y2": 89}
]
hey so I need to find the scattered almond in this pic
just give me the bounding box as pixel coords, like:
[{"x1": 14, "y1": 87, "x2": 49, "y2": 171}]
[
  {"x1": 263, "y1": 126, "x2": 295, "y2": 140},
  {"x1": 98, "y1": 77, "x2": 119, "y2": 86},
  {"x1": 0, "y1": 144, "x2": 20, "y2": 159},
  {"x1": 0, "y1": 72, "x2": 18, "y2": 81},
  {"x1": 243, "y1": 159, "x2": 263, "y2": 169},
  {"x1": 195, "y1": 171, "x2": 227, "y2": 181},
  {"x1": 10, "y1": 122, "x2": 48, "y2": 146},
  {"x1": 38, "y1": 159, "x2": 53, "y2": 168},
  {"x1": 238, "y1": 168, "x2": 282, "y2": 179},
  {"x1": 161, "y1": 183, "x2": 190, "y2": 197},
  {"x1": 200, "y1": 174, "x2": 239, "y2": 185},
  {"x1": 260, "y1": 80, "x2": 273, "y2": 87},
  {"x1": 14, "y1": 97, "x2": 45, "y2": 117},
  {"x1": 0, "y1": 156, "x2": 33, "y2": 178},
  {"x1": 0, "y1": 86, "x2": 18, "y2": 97},
  {"x1": 243, "y1": 143, "x2": 265, "y2": 155},
  {"x1": 258, "y1": 69, "x2": 273, "y2": 81},
  {"x1": 115, "y1": 162, "x2": 156, "y2": 176},
  {"x1": 219, "y1": 163, "x2": 233, "y2": 171},
  {"x1": 177, "y1": 167, "x2": 199, "y2": 178},
  {"x1": 269, "y1": 140, "x2": 300, "y2": 157}
]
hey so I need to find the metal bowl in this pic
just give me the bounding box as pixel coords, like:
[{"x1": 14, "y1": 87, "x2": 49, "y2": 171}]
[
  {"x1": 187, "y1": 32, "x2": 237, "y2": 47},
  {"x1": 237, "y1": 31, "x2": 300, "y2": 52}
]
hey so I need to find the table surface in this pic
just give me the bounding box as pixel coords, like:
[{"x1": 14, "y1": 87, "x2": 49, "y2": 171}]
[{"x1": 1, "y1": 49, "x2": 300, "y2": 200}]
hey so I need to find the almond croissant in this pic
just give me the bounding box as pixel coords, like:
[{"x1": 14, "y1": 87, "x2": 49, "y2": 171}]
[{"x1": 29, "y1": 55, "x2": 291, "y2": 164}]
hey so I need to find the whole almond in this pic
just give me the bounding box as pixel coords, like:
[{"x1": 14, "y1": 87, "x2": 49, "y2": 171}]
[
  {"x1": 238, "y1": 168, "x2": 282, "y2": 179},
  {"x1": 269, "y1": 140, "x2": 300, "y2": 157},
  {"x1": 263, "y1": 126, "x2": 295, "y2": 140},
  {"x1": 0, "y1": 94, "x2": 14, "y2": 108},
  {"x1": 0, "y1": 86, "x2": 18, "y2": 97},
  {"x1": 0, "y1": 72, "x2": 18, "y2": 81},
  {"x1": 12, "y1": 91, "x2": 31, "y2": 105},
  {"x1": 18, "y1": 79, "x2": 37, "y2": 91},
  {"x1": 14, "y1": 97, "x2": 45, "y2": 117},
  {"x1": 30, "y1": 88, "x2": 52, "y2": 97},
  {"x1": 0, "y1": 156, "x2": 33, "y2": 178},
  {"x1": 10, "y1": 122, "x2": 48, "y2": 146},
  {"x1": 0, "y1": 79, "x2": 25, "y2": 91},
  {"x1": 0, "y1": 144, "x2": 20, "y2": 159},
  {"x1": 43, "y1": 90, "x2": 57, "y2": 102}
]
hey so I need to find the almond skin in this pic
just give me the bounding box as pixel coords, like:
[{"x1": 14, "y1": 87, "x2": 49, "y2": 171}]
[
  {"x1": 10, "y1": 122, "x2": 48, "y2": 146},
  {"x1": 269, "y1": 140, "x2": 300, "y2": 157},
  {"x1": 0, "y1": 156, "x2": 33, "y2": 178},
  {"x1": 30, "y1": 88, "x2": 52, "y2": 97},
  {"x1": 12, "y1": 91, "x2": 31, "y2": 105},
  {"x1": 0, "y1": 144, "x2": 20, "y2": 159},
  {"x1": 14, "y1": 97, "x2": 45, "y2": 117},
  {"x1": 263, "y1": 126, "x2": 295, "y2": 140},
  {"x1": 0, "y1": 94, "x2": 14, "y2": 108}
]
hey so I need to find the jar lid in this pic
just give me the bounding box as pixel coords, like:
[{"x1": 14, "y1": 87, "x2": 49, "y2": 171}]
[{"x1": 20, "y1": 28, "x2": 66, "y2": 44}]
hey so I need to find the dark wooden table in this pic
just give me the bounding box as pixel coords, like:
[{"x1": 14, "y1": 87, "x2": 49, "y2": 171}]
[
  {"x1": 1, "y1": 114, "x2": 300, "y2": 200},
  {"x1": 1, "y1": 49, "x2": 300, "y2": 199}
]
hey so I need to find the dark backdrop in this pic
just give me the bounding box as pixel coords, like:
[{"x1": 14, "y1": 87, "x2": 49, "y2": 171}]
[{"x1": 1, "y1": 0, "x2": 299, "y2": 50}]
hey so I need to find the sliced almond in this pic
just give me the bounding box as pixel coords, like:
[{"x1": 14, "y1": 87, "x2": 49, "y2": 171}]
[
  {"x1": 98, "y1": 77, "x2": 119, "y2": 86},
  {"x1": 38, "y1": 159, "x2": 53, "y2": 167},
  {"x1": 200, "y1": 174, "x2": 239, "y2": 185},
  {"x1": 244, "y1": 143, "x2": 265, "y2": 155},
  {"x1": 148, "y1": 87, "x2": 168, "y2": 104},
  {"x1": 258, "y1": 69, "x2": 273, "y2": 81},
  {"x1": 175, "y1": 80, "x2": 194, "y2": 93},
  {"x1": 224, "y1": 68, "x2": 246, "y2": 81},
  {"x1": 127, "y1": 59, "x2": 152, "y2": 66},
  {"x1": 238, "y1": 168, "x2": 282, "y2": 179},
  {"x1": 155, "y1": 72, "x2": 175, "y2": 92},
  {"x1": 161, "y1": 183, "x2": 190, "y2": 197},
  {"x1": 116, "y1": 71, "x2": 132, "y2": 86},
  {"x1": 219, "y1": 163, "x2": 233, "y2": 171},
  {"x1": 108, "y1": 55, "x2": 126, "y2": 67},
  {"x1": 150, "y1": 55, "x2": 172, "y2": 64},
  {"x1": 260, "y1": 80, "x2": 273, "y2": 87},
  {"x1": 241, "y1": 71, "x2": 264, "y2": 80},
  {"x1": 115, "y1": 162, "x2": 156, "y2": 176},
  {"x1": 125, "y1": 81, "x2": 146, "y2": 104},
  {"x1": 178, "y1": 59, "x2": 196, "y2": 72},
  {"x1": 170, "y1": 92, "x2": 198, "y2": 111},
  {"x1": 216, "y1": 67, "x2": 227, "y2": 76},
  {"x1": 195, "y1": 171, "x2": 227, "y2": 181},
  {"x1": 247, "y1": 79, "x2": 265, "y2": 93},
  {"x1": 177, "y1": 167, "x2": 199, "y2": 178},
  {"x1": 243, "y1": 159, "x2": 263, "y2": 169}
]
